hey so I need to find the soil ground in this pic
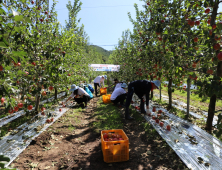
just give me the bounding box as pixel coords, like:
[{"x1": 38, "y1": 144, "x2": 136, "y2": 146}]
[{"x1": 11, "y1": 94, "x2": 188, "y2": 170}]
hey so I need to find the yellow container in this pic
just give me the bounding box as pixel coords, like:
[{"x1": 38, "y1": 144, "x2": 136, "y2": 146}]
[
  {"x1": 100, "y1": 88, "x2": 107, "y2": 95},
  {"x1": 102, "y1": 94, "x2": 112, "y2": 104},
  {"x1": 101, "y1": 129, "x2": 129, "y2": 163}
]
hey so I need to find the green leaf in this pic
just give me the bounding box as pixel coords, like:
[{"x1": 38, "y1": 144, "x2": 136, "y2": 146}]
[
  {"x1": 14, "y1": 15, "x2": 23, "y2": 22},
  {"x1": 14, "y1": 27, "x2": 21, "y2": 32},
  {"x1": 0, "y1": 41, "x2": 8, "y2": 48},
  {"x1": 17, "y1": 70, "x2": 24, "y2": 75},
  {"x1": 24, "y1": 17, "x2": 32, "y2": 23}
]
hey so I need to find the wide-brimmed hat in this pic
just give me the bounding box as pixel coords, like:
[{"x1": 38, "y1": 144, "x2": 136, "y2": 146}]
[
  {"x1": 121, "y1": 83, "x2": 128, "y2": 88},
  {"x1": 69, "y1": 84, "x2": 79, "y2": 92},
  {"x1": 152, "y1": 80, "x2": 161, "y2": 89}
]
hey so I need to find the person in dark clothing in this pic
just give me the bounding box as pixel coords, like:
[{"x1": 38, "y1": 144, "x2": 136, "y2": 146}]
[{"x1": 125, "y1": 80, "x2": 160, "y2": 120}]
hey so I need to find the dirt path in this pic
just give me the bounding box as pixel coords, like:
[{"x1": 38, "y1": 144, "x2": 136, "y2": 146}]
[{"x1": 11, "y1": 97, "x2": 188, "y2": 170}]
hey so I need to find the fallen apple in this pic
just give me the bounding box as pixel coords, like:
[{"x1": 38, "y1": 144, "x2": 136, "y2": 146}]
[
  {"x1": 166, "y1": 125, "x2": 171, "y2": 131},
  {"x1": 159, "y1": 122, "x2": 164, "y2": 127},
  {"x1": 155, "y1": 119, "x2": 159, "y2": 123},
  {"x1": 152, "y1": 116, "x2": 156, "y2": 120}
]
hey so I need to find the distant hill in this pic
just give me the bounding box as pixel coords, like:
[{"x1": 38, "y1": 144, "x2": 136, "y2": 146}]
[{"x1": 89, "y1": 45, "x2": 113, "y2": 63}]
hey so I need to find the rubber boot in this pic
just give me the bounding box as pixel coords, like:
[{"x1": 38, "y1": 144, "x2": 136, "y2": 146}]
[
  {"x1": 140, "y1": 102, "x2": 146, "y2": 114},
  {"x1": 125, "y1": 107, "x2": 134, "y2": 120}
]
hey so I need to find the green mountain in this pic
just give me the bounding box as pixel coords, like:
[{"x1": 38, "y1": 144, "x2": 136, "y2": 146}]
[{"x1": 89, "y1": 45, "x2": 113, "y2": 63}]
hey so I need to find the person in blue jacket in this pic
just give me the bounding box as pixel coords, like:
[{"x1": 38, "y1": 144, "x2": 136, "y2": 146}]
[{"x1": 125, "y1": 80, "x2": 160, "y2": 120}]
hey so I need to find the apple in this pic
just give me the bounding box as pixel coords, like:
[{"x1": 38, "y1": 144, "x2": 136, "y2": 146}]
[
  {"x1": 104, "y1": 138, "x2": 109, "y2": 141},
  {"x1": 59, "y1": 108, "x2": 62, "y2": 111},
  {"x1": 108, "y1": 133, "x2": 112, "y2": 138},
  {"x1": 113, "y1": 138, "x2": 118, "y2": 141},
  {"x1": 41, "y1": 91, "x2": 46, "y2": 96},
  {"x1": 49, "y1": 86, "x2": 53, "y2": 91},
  {"x1": 159, "y1": 122, "x2": 164, "y2": 127},
  {"x1": 207, "y1": 19, "x2": 211, "y2": 25},
  {"x1": 116, "y1": 134, "x2": 122, "y2": 138},
  {"x1": 45, "y1": 11, "x2": 48, "y2": 14},
  {"x1": 46, "y1": 19, "x2": 48, "y2": 22},
  {"x1": 155, "y1": 119, "x2": 159, "y2": 123},
  {"x1": 157, "y1": 114, "x2": 161, "y2": 118},
  {"x1": 215, "y1": 36, "x2": 221, "y2": 41},
  {"x1": 147, "y1": 113, "x2": 151, "y2": 117},
  {"x1": 209, "y1": 30, "x2": 212, "y2": 36},
  {"x1": 41, "y1": 112, "x2": 45, "y2": 116},
  {"x1": 189, "y1": 20, "x2": 195, "y2": 27},
  {"x1": 119, "y1": 138, "x2": 124, "y2": 140},
  {"x1": 14, "y1": 106, "x2": 19, "y2": 112},
  {"x1": 0, "y1": 65, "x2": 3, "y2": 71},
  {"x1": 166, "y1": 125, "x2": 171, "y2": 131},
  {"x1": 205, "y1": 8, "x2": 210, "y2": 13},
  {"x1": 103, "y1": 133, "x2": 108, "y2": 139},
  {"x1": 112, "y1": 134, "x2": 117, "y2": 138},
  {"x1": 158, "y1": 110, "x2": 162, "y2": 114},
  {"x1": 63, "y1": 104, "x2": 66, "y2": 107},
  {"x1": 9, "y1": 109, "x2": 14, "y2": 114},
  {"x1": 38, "y1": 6, "x2": 41, "y2": 10},
  {"x1": 147, "y1": 2, "x2": 150, "y2": 5},
  {"x1": 139, "y1": 73, "x2": 143, "y2": 76},
  {"x1": 40, "y1": 18, "x2": 43, "y2": 22},
  {"x1": 217, "y1": 52, "x2": 222, "y2": 61},
  {"x1": 18, "y1": 103, "x2": 23, "y2": 108},
  {"x1": 212, "y1": 24, "x2": 216, "y2": 29},
  {"x1": 152, "y1": 116, "x2": 156, "y2": 120},
  {"x1": 68, "y1": 74, "x2": 71, "y2": 76},
  {"x1": 135, "y1": 106, "x2": 138, "y2": 109},
  {"x1": 51, "y1": 118, "x2": 54, "y2": 122},
  {"x1": 108, "y1": 138, "x2": 113, "y2": 141},
  {"x1": 207, "y1": 69, "x2": 213, "y2": 75},
  {"x1": 192, "y1": 63, "x2": 196, "y2": 68},
  {"x1": 17, "y1": 62, "x2": 21, "y2": 66},
  {"x1": 1, "y1": 97, "x2": 4, "y2": 104},
  {"x1": 41, "y1": 107, "x2": 46, "y2": 112},
  {"x1": 62, "y1": 51, "x2": 66, "y2": 54},
  {"x1": 46, "y1": 119, "x2": 51, "y2": 123},
  {"x1": 49, "y1": 15, "x2": 51, "y2": 18},
  {"x1": 152, "y1": 107, "x2": 156, "y2": 112},
  {"x1": 31, "y1": 1, "x2": 34, "y2": 4},
  {"x1": 27, "y1": 105, "x2": 33, "y2": 110},
  {"x1": 213, "y1": 43, "x2": 220, "y2": 50},
  {"x1": 195, "y1": 20, "x2": 200, "y2": 25},
  {"x1": 194, "y1": 37, "x2": 198, "y2": 42}
]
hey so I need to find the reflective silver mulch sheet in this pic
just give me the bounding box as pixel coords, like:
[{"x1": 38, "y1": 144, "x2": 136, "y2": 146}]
[{"x1": 132, "y1": 95, "x2": 222, "y2": 170}]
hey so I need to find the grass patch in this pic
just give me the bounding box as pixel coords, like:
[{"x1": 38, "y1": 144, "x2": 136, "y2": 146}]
[
  {"x1": 91, "y1": 99, "x2": 124, "y2": 131},
  {"x1": 160, "y1": 86, "x2": 222, "y2": 110}
]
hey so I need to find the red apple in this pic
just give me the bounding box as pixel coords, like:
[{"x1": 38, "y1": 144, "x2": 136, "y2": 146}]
[
  {"x1": 40, "y1": 18, "x2": 43, "y2": 22},
  {"x1": 152, "y1": 116, "x2": 156, "y2": 120},
  {"x1": 207, "y1": 69, "x2": 213, "y2": 75},
  {"x1": 59, "y1": 108, "x2": 62, "y2": 111},
  {"x1": 212, "y1": 24, "x2": 217, "y2": 29},
  {"x1": 28, "y1": 105, "x2": 33, "y2": 110},
  {"x1": 68, "y1": 74, "x2": 71, "y2": 76},
  {"x1": 152, "y1": 107, "x2": 156, "y2": 112},
  {"x1": 46, "y1": 119, "x2": 51, "y2": 123},
  {"x1": 195, "y1": 20, "x2": 200, "y2": 26},
  {"x1": 9, "y1": 109, "x2": 14, "y2": 114},
  {"x1": 51, "y1": 118, "x2": 54, "y2": 122},
  {"x1": 17, "y1": 62, "x2": 21, "y2": 66},
  {"x1": 18, "y1": 103, "x2": 23, "y2": 108},
  {"x1": 14, "y1": 106, "x2": 19, "y2": 112},
  {"x1": 217, "y1": 52, "x2": 222, "y2": 61},
  {"x1": 49, "y1": 86, "x2": 53, "y2": 91},
  {"x1": 31, "y1": 1, "x2": 34, "y2": 4},
  {"x1": 104, "y1": 138, "x2": 108, "y2": 141},
  {"x1": 159, "y1": 122, "x2": 164, "y2": 127},
  {"x1": 157, "y1": 114, "x2": 161, "y2": 117},
  {"x1": 113, "y1": 138, "x2": 118, "y2": 141},
  {"x1": 103, "y1": 133, "x2": 108, "y2": 139},
  {"x1": 194, "y1": 37, "x2": 198, "y2": 42},
  {"x1": 147, "y1": 113, "x2": 151, "y2": 117},
  {"x1": 38, "y1": 6, "x2": 41, "y2": 10},
  {"x1": 158, "y1": 110, "x2": 162, "y2": 113},
  {"x1": 119, "y1": 138, "x2": 124, "y2": 140},
  {"x1": 1, "y1": 97, "x2": 4, "y2": 104},
  {"x1": 41, "y1": 112, "x2": 45, "y2": 116},
  {"x1": 205, "y1": 8, "x2": 210, "y2": 14},
  {"x1": 41, "y1": 91, "x2": 46, "y2": 96},
  {"x1": 0, "y1": 65, "x2": 3, "y2": 71},
  {"x1": 155, "y1": 119, "x2": 159, "y2": 123},
  {"x1": 213, "y1": 43, "x2": 220, "y2": 50},
  {"x1": 45, "y1": 11, "x2": 48, "y2": 14},
  {"x1": 166, "y1": 125, "x2": 171, "y2": 131}
]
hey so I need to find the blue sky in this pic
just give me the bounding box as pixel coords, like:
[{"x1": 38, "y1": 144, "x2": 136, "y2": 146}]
[
  {"x1": 52, "y1": 1, "x2": 222, "y2": 51},
  {"x1": 52, "y1": 0, "x2": 144, "y2": 51}
]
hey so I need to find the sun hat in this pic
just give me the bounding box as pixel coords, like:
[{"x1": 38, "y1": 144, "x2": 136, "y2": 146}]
[
  {"x1": 104, "y1": 75, "x2": 107, "y2": 79},
  {"x1": 69, "y1": 84, "x2": 79, "y2": 92},
  {"x1": 152, "y1": 80, "x2": 161, "y2": 89},
  {"x1": 121, "y1": 83, "x2": 128, "y2": 88}
]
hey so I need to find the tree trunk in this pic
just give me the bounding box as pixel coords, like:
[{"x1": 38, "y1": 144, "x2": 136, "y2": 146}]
[
  {"x1": 55, "y1": 87, "x2": 58, "y2": 100},
  {"x1": 35, "y1": 94, "x2": 40, "y2": 115},
  {"x1": 205, "y1": 94, "x2": 216, "y2": 131},
  {"x1": 168, "y1": 77, "x2": 172, "y2": 109},
  {"x1": 187, "y1": 78, "x2": 191, "y2": 116},
  {"x1": 151, "y1": 76, "x2": 153, "y2": 99},
  {"x1": 159, "y1": 83, "x2": 161, "y2": 101}
]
